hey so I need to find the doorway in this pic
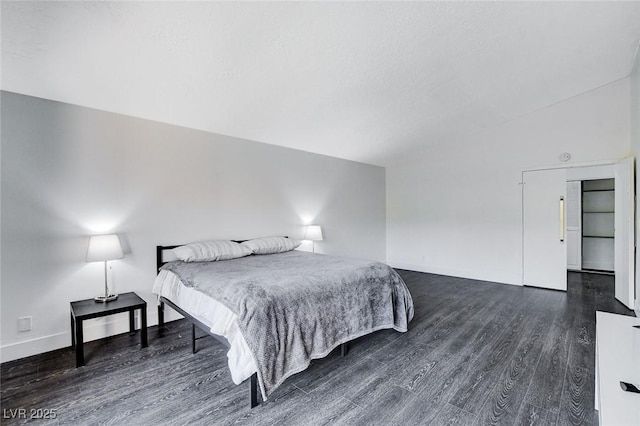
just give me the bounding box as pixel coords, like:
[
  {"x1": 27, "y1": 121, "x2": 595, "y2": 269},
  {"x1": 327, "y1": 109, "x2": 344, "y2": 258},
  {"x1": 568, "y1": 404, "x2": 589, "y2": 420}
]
[{"x1": 522, "y1": 157, "x2": 635, "y2": 309}]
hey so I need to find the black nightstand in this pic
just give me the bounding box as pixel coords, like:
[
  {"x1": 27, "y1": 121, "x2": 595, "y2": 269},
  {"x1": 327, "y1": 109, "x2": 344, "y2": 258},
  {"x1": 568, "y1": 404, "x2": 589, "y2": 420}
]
[{"x1": 70, "y1": 292, "x2": 148, "y2": 367}]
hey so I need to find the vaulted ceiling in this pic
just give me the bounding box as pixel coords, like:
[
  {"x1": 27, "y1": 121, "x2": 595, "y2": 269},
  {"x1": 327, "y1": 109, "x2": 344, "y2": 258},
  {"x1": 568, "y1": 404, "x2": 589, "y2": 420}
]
[{"x1": 3, "y1": 1, "x2": 640, "y2": 166}]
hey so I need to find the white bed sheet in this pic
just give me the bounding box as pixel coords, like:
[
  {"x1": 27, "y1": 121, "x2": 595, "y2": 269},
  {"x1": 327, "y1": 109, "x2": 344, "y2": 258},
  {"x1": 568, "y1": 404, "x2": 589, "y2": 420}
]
[{"x1": 152, "y1": 270, "x2": 257, "y2": 384}]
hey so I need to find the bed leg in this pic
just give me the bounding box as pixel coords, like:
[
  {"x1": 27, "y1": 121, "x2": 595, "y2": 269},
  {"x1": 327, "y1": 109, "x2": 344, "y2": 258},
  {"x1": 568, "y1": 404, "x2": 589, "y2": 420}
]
[
  {"x1": 250, "y1": 373, "x2": 259, "y2": 408},
  {"x1": 157, "y1": 301, "x2": 165, "y2": 336},
  {"x1": 341, "y1": 342, "x2": 348, "y2": 357},
  {"x1": 191, "y1": 324, "x2": 197, "y2": 354}
]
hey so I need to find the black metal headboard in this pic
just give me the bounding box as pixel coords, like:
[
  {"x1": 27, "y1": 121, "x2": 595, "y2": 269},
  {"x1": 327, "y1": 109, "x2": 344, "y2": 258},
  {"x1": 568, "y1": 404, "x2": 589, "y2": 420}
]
[
  {"x1": 156, "y1": 237, "x2": 288, "y2": 273},
  {"x1": 156, "y1": 245, "x2": 181, "y2": 273}
]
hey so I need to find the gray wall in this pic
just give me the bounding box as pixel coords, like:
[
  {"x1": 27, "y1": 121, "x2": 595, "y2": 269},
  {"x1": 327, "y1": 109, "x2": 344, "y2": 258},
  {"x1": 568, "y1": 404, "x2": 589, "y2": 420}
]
[{"x1": 0, "y1": 91, "x2": 386, "y2": 361}]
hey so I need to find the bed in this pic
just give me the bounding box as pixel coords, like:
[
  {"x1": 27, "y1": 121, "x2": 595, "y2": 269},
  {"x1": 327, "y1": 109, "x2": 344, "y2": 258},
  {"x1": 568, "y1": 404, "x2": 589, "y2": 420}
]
[{"x1": 153, "y1": 238, "x2": 414, "y2": 408}]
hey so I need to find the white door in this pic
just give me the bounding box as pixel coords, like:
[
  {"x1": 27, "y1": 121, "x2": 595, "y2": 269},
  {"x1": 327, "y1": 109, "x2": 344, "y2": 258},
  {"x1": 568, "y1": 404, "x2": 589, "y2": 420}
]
[
  {"x1": 614, "y1": 156, "x2": 635, "y2": 309},
  {"x1": 523, "y1": 169, "x2": 567, "y2": 290}
]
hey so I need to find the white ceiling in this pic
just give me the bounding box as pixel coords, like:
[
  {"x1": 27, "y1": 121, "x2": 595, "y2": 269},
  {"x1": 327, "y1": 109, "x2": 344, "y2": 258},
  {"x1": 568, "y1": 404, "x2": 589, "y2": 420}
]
[{"x1": 3, "y1": 1, "x2": 640, "y2": 166}]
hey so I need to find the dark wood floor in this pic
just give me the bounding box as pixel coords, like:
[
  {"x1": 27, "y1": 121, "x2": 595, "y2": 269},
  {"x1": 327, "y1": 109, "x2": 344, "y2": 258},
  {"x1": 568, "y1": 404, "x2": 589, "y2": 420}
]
[{"x1": 1, "y1": 271, "x2": 635, "y2": 425}]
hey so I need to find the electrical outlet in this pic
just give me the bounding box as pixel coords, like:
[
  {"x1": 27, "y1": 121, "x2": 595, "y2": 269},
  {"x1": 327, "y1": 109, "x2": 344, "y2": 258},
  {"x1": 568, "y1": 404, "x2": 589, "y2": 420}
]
[{"x1": 18, "y1": 316, "x2": 32, "y2": 332}]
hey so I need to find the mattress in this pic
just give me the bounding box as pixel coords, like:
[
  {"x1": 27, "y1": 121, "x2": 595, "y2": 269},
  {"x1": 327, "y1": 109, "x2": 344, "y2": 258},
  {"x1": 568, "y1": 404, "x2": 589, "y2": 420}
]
[{"x1": 152, "y1": 270, "x2": 257, "y2": 384}]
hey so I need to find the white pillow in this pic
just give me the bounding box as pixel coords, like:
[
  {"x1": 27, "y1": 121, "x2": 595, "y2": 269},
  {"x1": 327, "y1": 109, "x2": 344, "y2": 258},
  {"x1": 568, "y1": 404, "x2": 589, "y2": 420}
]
[
  {"x1": 241, "y1": 237, "x2": 301, "y2": 255},
  {"x1": 172, "y1": 241, "x2": 252, "y2": 262}
]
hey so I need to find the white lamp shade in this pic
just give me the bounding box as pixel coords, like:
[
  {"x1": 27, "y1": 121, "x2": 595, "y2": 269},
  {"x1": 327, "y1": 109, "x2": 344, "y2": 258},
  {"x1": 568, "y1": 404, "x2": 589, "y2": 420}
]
[
  {"x1": 304, "y1": 225, "x2": 323, "y2": 241},
  {"x1": 86, "y1": 234, "x2": 124, "y2": 262}
]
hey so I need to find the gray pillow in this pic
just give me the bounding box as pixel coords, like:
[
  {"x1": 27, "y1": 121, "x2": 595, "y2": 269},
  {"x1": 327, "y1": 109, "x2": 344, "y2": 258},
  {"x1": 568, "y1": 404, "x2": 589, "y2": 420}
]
[
  {"x1": 173, "y1": 241, "x2": 252, "y2": 262},
  {"x1": 241, "y1": 237, "x2": 301, "y2": 255}
]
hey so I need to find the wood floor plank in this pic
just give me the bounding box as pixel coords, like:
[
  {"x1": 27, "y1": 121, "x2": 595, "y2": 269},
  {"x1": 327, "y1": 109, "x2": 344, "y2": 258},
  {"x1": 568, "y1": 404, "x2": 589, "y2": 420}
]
[
  {"x1": 514, "y1": 403, "x2": 558, "y2": 426},
  {"x1": 334, "y1": 384, "x2": 416, "y2": 425},
  {"x1": 555, "y1": 302, "x2": 597, "y2": 426},
  {"x1": 448, "y1": 291, "x2": 551, "y2": 414},
  {"x1": 472, "y1": 317, "x2": 550, "y2": 424},
  {"x1": 472, "y1": 291, "x2": 562, "y2": 425},
  {"x1": 431, "y1": 402, "x2": 477, "y2": 425},
  {"x1": 291, "y1": 336, "x2": 385, "y2": 393},
  {"x1": 370, "y1": 283, "x2": 490, "y2": 366},
  {"x1": 302, "y1": 356, "x2": 392, "y2": 408},
  {"x1": 245, "y1": 388, "x2": 358, "y2": 426},
  {"x1": 555, "y1": 362, "x2": 594, "y2": 426},
  {"x1": 522, "y1": 309, "x2": 573, "y2": 413},
  {"x1": 391, "y1": 288, "x2": 536, "y2": 425},
  {"x1": 388, "y1": 284, "x2": 521, "y2": 393}
]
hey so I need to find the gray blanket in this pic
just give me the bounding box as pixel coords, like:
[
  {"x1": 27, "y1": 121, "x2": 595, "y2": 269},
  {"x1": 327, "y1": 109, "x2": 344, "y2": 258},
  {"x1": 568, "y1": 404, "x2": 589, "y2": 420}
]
[{"x1": 161, "y1": 250, "x2": 414, "y2": 399}]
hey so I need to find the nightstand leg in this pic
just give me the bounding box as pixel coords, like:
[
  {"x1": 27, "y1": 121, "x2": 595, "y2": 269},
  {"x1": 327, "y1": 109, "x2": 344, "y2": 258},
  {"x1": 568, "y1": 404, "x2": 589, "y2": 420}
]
[
  {"x1": 141, "y1": 306, "x2": 148, "y2": 348},
  {"x1": 75, "y1": 319, "x2": 84, "y2": 367},
  {"x1": 129, "y1": 310, "x2": 135, "y2": 333}
]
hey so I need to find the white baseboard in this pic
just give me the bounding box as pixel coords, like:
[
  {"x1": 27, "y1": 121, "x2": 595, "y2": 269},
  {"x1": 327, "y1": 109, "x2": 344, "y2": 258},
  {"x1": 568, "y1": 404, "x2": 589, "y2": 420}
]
[
  {"x1": 388, "y1": 261, "x2": 520, "y2": 287},
  {"x1": 1, "y1": 315, "x2": 145, "y2": 363},
  {"x1": 1, "y1": 304, "x2": 186, "y2": 363},
  {"x1": 0, "y1": 332, "x2": 70, "y2": 363},
  {"x1": 582, "y1": 261, "x2": 614, "y2": 272}
]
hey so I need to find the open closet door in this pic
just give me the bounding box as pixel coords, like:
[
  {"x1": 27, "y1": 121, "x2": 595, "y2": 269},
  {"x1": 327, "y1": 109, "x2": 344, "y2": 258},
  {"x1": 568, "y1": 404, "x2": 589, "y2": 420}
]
[
  {"x1": 523, "y1": 168, "x2": 567, "y2": 290},
  {"x1": 614, "y1": 156, "x2": 635, "y2": 309}
]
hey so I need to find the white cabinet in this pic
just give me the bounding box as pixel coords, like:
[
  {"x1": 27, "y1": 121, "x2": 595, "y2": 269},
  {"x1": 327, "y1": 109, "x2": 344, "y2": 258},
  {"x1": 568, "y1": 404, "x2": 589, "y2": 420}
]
[{"x1": 595, "y1": 311, "x2": 640, "y2": 425}]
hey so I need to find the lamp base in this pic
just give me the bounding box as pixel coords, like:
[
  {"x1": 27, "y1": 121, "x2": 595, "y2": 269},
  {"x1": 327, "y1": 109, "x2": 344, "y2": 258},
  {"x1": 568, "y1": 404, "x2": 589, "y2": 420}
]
[{"x1": 94, "y1": 294, "x2": 118, "y2": 303}]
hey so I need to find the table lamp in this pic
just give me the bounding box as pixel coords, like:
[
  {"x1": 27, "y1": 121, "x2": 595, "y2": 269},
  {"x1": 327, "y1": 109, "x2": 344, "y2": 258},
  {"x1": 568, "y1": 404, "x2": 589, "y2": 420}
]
[
  {"x1": 304, "y1": 225, "x2": 323, "y2": 253},
  {"x1": 86, "y1": 234, "x2": 124, "y2": 302}
]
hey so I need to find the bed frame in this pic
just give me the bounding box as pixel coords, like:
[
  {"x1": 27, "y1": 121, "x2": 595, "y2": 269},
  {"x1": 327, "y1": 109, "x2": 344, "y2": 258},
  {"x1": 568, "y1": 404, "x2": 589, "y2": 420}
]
[{"x1": 155, "y1": 243, "x2": 349, "y2": 409}]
